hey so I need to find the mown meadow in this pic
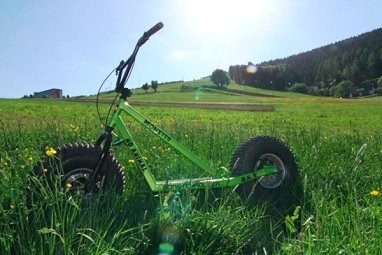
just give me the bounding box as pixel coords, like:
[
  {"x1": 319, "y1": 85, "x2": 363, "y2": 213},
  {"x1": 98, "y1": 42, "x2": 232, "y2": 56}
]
[{"x1": 1, "y1": 86, "x2": 382, "y2": 254}]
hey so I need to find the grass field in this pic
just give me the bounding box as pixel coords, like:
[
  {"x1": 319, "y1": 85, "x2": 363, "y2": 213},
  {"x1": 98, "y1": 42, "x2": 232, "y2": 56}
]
[{"x1": 1, "y1": 83, "x2": 382, "y2": 254}]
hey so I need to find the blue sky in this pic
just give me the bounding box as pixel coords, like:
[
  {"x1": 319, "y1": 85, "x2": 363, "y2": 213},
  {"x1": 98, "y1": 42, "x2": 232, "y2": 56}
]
[{"x1": 0, "y1": 0, "x2": 381, "y2": 98}]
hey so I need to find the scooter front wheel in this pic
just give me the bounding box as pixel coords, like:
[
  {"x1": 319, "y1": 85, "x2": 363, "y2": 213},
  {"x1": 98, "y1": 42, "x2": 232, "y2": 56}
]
[{"x1": 28, "y1": 143, "x2": 125, "y2": 206}]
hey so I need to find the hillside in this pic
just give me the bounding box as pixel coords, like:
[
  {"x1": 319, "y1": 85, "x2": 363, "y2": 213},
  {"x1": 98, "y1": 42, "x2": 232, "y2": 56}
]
[
  {"x1": 76, "y1": 77, "x2": 382, "y2": 113},
  {"x1": 229, "y1": 28, "x2": 382, "y2": 97},
  {"x1": 87, "y1": 78, "x2": 317, "y2": 108}
]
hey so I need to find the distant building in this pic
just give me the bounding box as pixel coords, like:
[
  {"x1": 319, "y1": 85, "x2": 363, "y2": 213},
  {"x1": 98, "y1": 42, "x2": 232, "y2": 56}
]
[{"x1": 34, "y1": 88, "x2": 63, "y2": 98}]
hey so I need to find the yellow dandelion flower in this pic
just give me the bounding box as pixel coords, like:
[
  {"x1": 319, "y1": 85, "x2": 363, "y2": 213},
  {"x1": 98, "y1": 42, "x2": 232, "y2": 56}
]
[
  {"x1": 69, "y1": 124, "x2": 79, "y2": 133},
  {"x1": 66, "y1": 183, "x2": 72, "y2": 190},
  {"x1": 27, "y1": 156, "x2": 33, "y2": 162},
  {"x1": 45, "y1": 147, "x2": 57, "y2": 157},
  {"x1": 370, "y1": 190, "x2": 380, "y2": 197},
  {"x1": 128, "y1": 159, "x2": 135, "y2": 164}
]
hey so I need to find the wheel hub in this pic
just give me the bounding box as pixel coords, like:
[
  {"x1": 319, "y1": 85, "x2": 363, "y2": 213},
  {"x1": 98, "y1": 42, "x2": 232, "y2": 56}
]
[
  {"x1": 62, "y1": 168, "x2": 101, "y2": 194},
  {"x1": 255, "y1": 153, "x2": 286, "y2": 189}
]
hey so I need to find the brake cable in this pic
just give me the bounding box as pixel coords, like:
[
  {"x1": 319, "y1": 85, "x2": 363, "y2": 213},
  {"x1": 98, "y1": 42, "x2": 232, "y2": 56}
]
[{"x1": 96, "y1": 68, "x2": 117, "y2": 127}]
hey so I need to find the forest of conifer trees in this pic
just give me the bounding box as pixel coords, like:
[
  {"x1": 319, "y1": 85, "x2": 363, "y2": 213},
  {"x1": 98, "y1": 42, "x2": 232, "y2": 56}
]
[{"x1": 229, "y1": 28, "x2": 382, "y2": 97}]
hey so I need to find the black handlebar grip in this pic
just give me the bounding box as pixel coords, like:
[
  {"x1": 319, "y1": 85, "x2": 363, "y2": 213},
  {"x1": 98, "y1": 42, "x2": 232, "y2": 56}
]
[{"x1": 145, "y1": 22, "x2": 164, "y2": 38}]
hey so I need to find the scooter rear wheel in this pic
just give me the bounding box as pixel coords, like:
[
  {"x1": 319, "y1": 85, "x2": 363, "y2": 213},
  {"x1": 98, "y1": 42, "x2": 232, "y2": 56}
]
[{"x1": 230, "y1": 135, "x2": 302, "y2": 212}]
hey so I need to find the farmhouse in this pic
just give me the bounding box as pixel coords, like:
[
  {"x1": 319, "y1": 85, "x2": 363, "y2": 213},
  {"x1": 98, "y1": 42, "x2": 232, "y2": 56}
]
[{"x1": 33, "y1": 88, "x2": 63, "y2": 98}]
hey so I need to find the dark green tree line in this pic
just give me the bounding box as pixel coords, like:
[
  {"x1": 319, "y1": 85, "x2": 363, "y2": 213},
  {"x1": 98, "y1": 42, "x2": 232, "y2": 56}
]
[{"x1": 229, "y1": 28, "x2": 382, "y2": 97}]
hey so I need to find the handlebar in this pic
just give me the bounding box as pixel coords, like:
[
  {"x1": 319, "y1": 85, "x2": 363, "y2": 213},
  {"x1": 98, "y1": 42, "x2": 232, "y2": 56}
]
[
  {"x1": 115, "y1": 22, "x2": 164, "y2": 94},
  {"x1": 144, "y1": 22, "x2": 164, "y2": 41}
]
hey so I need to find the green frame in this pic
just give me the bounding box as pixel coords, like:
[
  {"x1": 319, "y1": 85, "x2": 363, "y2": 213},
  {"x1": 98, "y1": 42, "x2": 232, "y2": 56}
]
[{"x1": 107, "y1": 97, "x2": 277, "y2": 192}]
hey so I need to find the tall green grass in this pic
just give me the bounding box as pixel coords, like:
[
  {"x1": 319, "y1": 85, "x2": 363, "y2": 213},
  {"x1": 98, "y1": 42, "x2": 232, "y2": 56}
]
[{"x1": 1, "y1": 96, "x2": 382, "y2": 254}]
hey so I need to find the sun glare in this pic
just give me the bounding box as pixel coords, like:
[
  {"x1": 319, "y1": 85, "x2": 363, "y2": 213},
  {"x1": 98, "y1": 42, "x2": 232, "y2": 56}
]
[{"x1": 185, "y1": 0, "x2": 270, "y2": 35}]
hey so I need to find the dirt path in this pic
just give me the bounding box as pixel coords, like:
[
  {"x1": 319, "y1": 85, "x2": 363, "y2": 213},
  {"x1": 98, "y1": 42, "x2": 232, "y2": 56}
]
[
  {"x1": 130, "y1": 101, "x2": 274, "y2": 112},
  {"x1": 68, "y1": 99, "x2": 274, "y2": 112}
]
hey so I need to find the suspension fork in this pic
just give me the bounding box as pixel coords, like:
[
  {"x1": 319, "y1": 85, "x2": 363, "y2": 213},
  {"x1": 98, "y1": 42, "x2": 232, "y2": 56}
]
[{"x1": 85, "y1": 126, "x2": 113, "y2": 192}]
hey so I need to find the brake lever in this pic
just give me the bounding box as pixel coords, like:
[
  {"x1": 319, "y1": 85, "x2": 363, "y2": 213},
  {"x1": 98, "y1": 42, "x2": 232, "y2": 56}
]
[{"x1": 115, "y1": 60, "x2": 125, "y2": 92}]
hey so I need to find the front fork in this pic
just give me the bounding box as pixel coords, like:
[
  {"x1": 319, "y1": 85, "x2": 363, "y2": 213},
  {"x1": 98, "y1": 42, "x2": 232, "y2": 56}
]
[{"x1": 85, "y1": 126, "x2": 113, "y2": 193}]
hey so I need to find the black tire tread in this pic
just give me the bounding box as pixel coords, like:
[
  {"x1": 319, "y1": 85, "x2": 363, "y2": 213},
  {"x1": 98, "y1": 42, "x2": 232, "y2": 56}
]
[
  {"x1": 230, "y1": 135, "x2": 302, "y2": 212},
  {"x1": 30, "y1": 143, "x2": 125, "y2": 198}
]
